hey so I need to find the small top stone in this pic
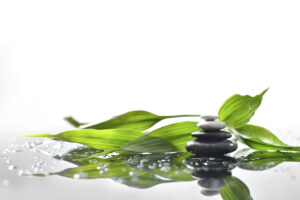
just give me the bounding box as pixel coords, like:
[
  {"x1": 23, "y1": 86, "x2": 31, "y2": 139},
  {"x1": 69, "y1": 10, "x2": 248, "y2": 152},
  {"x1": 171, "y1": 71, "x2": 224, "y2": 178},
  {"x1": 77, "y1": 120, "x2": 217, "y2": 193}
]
[
  {"x1": 191, "y1": 131, "x2": 231, "y2": 141},
  {"x1": 197, "y1": 121, "x2": 226, "y2": 131},
  {"x1": 201, "y1": 115, "x2": 219, "y2": 121}
]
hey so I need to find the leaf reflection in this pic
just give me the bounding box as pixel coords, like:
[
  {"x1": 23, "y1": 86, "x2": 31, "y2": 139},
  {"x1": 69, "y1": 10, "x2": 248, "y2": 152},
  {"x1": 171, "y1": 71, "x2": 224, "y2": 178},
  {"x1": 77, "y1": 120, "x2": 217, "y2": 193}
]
[
  {"x1": 219, "y1": 177, "x2": 253, "y2": 200},
  {"x1": 238, "y1": 150, "x2": 300, "y2": 171},
  {"x1": 53, "y1": 151, "x2": 195, "y2": 188},
  {"x1": 42, "y1": 147, "x2": 300, "y2": 199}
]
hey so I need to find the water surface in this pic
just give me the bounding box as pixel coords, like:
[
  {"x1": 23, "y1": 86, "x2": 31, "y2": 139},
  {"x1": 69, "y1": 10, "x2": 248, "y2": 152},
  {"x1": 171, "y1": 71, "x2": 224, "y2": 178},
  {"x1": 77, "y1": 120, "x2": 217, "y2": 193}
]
[{"x1": 1, "y1": 130, "x2": 300, "y2": 200}]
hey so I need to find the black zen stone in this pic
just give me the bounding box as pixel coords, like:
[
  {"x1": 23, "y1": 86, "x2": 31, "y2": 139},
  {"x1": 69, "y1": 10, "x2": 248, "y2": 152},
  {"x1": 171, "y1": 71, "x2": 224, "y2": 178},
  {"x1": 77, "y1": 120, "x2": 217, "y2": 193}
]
[
  {"x1": 185, "y1": 140, "x2": 238, "y2": 156},
  {"x1": 198, "y1": 178, "x2": 226, "y2": 190},
  {"x1": 191, "y1": 131, "x2": 231, "y2": 141},
  {"x1": 186, "y1": 156, "x2": 237, "y2": 171},
  {"x1": 201, "y1": 190, "x2": 220, "y2": 196},
  {"x1": 192, "y1": 170, "x2": 232, "y2": 179}
]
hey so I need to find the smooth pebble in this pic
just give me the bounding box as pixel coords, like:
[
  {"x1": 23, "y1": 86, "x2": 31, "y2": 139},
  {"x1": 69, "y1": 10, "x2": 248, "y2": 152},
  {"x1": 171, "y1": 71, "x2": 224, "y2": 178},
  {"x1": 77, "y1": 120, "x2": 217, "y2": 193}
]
[
  {"x1": 191, "y1": 131, "x2": 231, "y2": 141},
  {"x1": 186, "y1": 156, "x2": 237, "y2": 171},
  {"x1": 201, "y1": 115, "x2": 219, "y2": 121},
  {"x1": 198, "y1": 178, "x2": 225, "y2": 190},
  {"x1": 186, "y1": 140, "x2": 237, "y2": 155},
  {"x1": 201, "y1": 190, "x2": 220, "y2": 196},
  {"x1": 192, "y1": 170, "x2": 232, "y2": 179},
  {"x1": 197, "y1": 121, "x2": 226, "y2": 131}
]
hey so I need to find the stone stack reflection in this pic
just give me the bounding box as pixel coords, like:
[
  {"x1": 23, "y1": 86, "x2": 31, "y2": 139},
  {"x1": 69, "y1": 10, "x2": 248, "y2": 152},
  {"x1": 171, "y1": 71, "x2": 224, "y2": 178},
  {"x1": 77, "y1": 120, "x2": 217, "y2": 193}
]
[{"x1": 185, "y1": 115, "x2": 238, "y2": 196}]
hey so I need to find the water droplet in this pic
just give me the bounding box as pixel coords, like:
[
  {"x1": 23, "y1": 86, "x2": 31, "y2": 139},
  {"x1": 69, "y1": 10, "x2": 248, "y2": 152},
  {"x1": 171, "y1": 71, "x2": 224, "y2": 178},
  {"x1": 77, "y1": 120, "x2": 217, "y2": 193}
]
[
  {"x1": 183, "y1": 168, "x2": 192, "y2": 174},
  {"x1": 129, "y1": 171, "x2": 139, "y2": 176},
  {"x1": 174, "y1": 170, "x2": 181, "y2": 175},
  {"x1": 148, "y1": 165, "x2": 156, "y2": 169},
  {"x1": 53, "y1": 143, "x2": 63, "y2": 150},
  {"x1": 114, "y1": 178, "x2": 124, "y2": 183},
  {"x1": 18, "y1": 170, "x2": 24, "y2": 176},
  {"x1": 140, "y1": 159, "x2": 148, "y2": 163},
  {"x1": 160, "y1": 166, "x2": 170, "y2": 172},
  {"x1": 8, "y1": 165, "x2": 17, "y2": 170},
  {"x1": 73, "y1": 174, "x2": 80, "y2": 179}
]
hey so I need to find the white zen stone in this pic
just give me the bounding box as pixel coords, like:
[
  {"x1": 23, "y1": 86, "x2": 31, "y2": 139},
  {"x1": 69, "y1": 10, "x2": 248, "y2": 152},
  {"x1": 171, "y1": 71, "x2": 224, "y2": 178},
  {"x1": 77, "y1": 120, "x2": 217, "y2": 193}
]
[
  {"x1": 201, "y1": 115, "x2": 219, "y2": 121},
  {"x1": 197, "y1": 121, "x2": 226, "y2": 131}
]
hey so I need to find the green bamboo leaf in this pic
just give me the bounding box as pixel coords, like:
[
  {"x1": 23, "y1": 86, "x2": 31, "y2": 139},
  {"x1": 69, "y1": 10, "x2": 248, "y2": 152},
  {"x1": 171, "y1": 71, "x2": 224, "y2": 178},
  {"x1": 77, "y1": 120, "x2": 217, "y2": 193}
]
[
  {"x1": 55, "y1": 146, "x2": 104, "y2": 165},
  {"x1": 121, "y1": 121, "x2": 199, "y2": 153},
  {"x1": 238, "y1": 151, "x2": 300, "y2": 171},
  {"x1": 26, "y1": 129, "x2": 144, "y2": 151},
  {"x1": 218, "y1": 89, "x2": 268, "y2": 128},
  {"x1": 85, "y1": 110, "x2": 200, "y2": 131},
  {"x1": 64, "y1": 116, "x2": 87, "y2": 128},
  {"x1": 55, "y1": 162, "x2": 139, "y2": 179},
  {"x1": 40, "y1": 151, "x2": 195, "y2": 187},
  {"x1": 231, "y1": 126, "x2": 300, "y2": 152},
  {"x1": 235, "y1": 124, "x2": 286, "y2": 146},
  {"x1": 147, "y1": 153, "x2": 194, "y2": 181},
  {"x1": 240, "y1": 137, "x2": 300, "y2": 151},
  {"x1": 120, "y1": 135, "x2": 180, "y2": 153},
  {"x1": 219, "y1": 177, "x2": 253, "y2": 200},
  {"x1": 117, "y1": 152, "x2": 194, "y2": 181},
  {"x1": 53, "y1": 155, "x2": 177, "y2": 188}
]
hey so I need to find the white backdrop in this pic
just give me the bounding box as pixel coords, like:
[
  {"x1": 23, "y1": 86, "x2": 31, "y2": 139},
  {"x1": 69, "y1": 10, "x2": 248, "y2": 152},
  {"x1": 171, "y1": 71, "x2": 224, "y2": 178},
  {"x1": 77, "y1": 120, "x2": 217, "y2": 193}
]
[{"x1": 1, "y1": 0, "x2": 300, "y2": 135}]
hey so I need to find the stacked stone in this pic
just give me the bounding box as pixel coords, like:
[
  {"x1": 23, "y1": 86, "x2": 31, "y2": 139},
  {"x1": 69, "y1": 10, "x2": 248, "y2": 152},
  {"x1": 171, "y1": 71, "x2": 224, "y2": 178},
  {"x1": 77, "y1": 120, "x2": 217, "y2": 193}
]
[
  {"x1": 185, "y1": 115, "x2": 238, "y2": 196},
  {"x1": 186, "y1": 156, "x2": 237, "y2": 196},
  {"x1": 185, "y1": 115, "x2": 237, "y2": 156}
]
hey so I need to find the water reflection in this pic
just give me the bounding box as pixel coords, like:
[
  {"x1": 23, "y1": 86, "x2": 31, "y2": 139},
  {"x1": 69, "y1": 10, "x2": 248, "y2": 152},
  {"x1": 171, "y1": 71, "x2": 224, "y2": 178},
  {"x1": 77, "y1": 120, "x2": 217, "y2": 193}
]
[
  {"x1": 53, "y1": 151, "x2": 194, "y2": 188},
  {"x1": 4, "y1": 141, "x2": 300, "y2": 199},
  {"x1": 50, "y1": 148, "x2": 256, "y2": 199},
  {"x1": 186, "y1": 156, "x2": 237, "y2": 196},
  {"x1": 237, "y1": 150, "x2": 300, "y2": 171}
]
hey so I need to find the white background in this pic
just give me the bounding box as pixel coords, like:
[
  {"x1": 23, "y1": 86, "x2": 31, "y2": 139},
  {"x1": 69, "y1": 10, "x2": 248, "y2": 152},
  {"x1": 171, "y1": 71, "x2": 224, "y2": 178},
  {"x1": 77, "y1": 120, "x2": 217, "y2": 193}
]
[
  {"x1": 1, "y1": 2, "x2": 300, "y2": 200},
  {"x1": 1, "y1": 0, "x2": 300, "y2": 136}
]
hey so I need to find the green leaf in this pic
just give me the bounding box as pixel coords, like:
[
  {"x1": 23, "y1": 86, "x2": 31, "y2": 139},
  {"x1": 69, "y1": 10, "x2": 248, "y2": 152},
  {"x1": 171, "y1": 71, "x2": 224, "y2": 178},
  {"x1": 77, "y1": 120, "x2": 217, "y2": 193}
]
[
  {"x1": 147, "y1": 153, "x2": 194, "y2": 181},
  {"x1": 218, "y1": 89, "x2": 268, "y2": 128},
  {"x1": 25, "y1": 121, "x2": 199, "y2": 153},
  {"x1": 119, "y1": 153, "x2": 194, "y2": 181},
  {"x1": 84, "y1": 110, "x2": 200, "y2": 131},
  {"x1": 121, "y1": 121, "x2": 199, "y2": 153},
  {"x1": 231, "y1": 126, "x2": 300, "y2": 152},
  {"x1": 219, "y1": 177, "x2": 253, "y2": 200},
  {"x1": 55, "y1": 146, "x2": 104, "y2": 165},
  {"x1": 53, "y1": 153, "x2": 190, "y2": 188},
  {"x1": 54, "y1": 161, "x2": 171, "y2": 189},
  {"x1": 120, "y1": 135, "x2": 180, "y2": 153},
  {"x1": 64, "y1": 116, "x2": 88, "y2": 128},
  {"x1": 26, "y1": 129, "x2": 144, "y2": 151},
  {"x1": 235, "y1": 124, "x2": 286, "y2": 146},
  {"x1": 240, "y1": 137, "x2": 300, "y2": 151},
  {"x1": 55, "y1": 162, "x2": 139, "y2": 179},
  {"x1": 53, "y1": 146, "x2": 195, "y2": 185},
  {"x1": 238, "y1": 151, "x2": 300, "y2": 171}
]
